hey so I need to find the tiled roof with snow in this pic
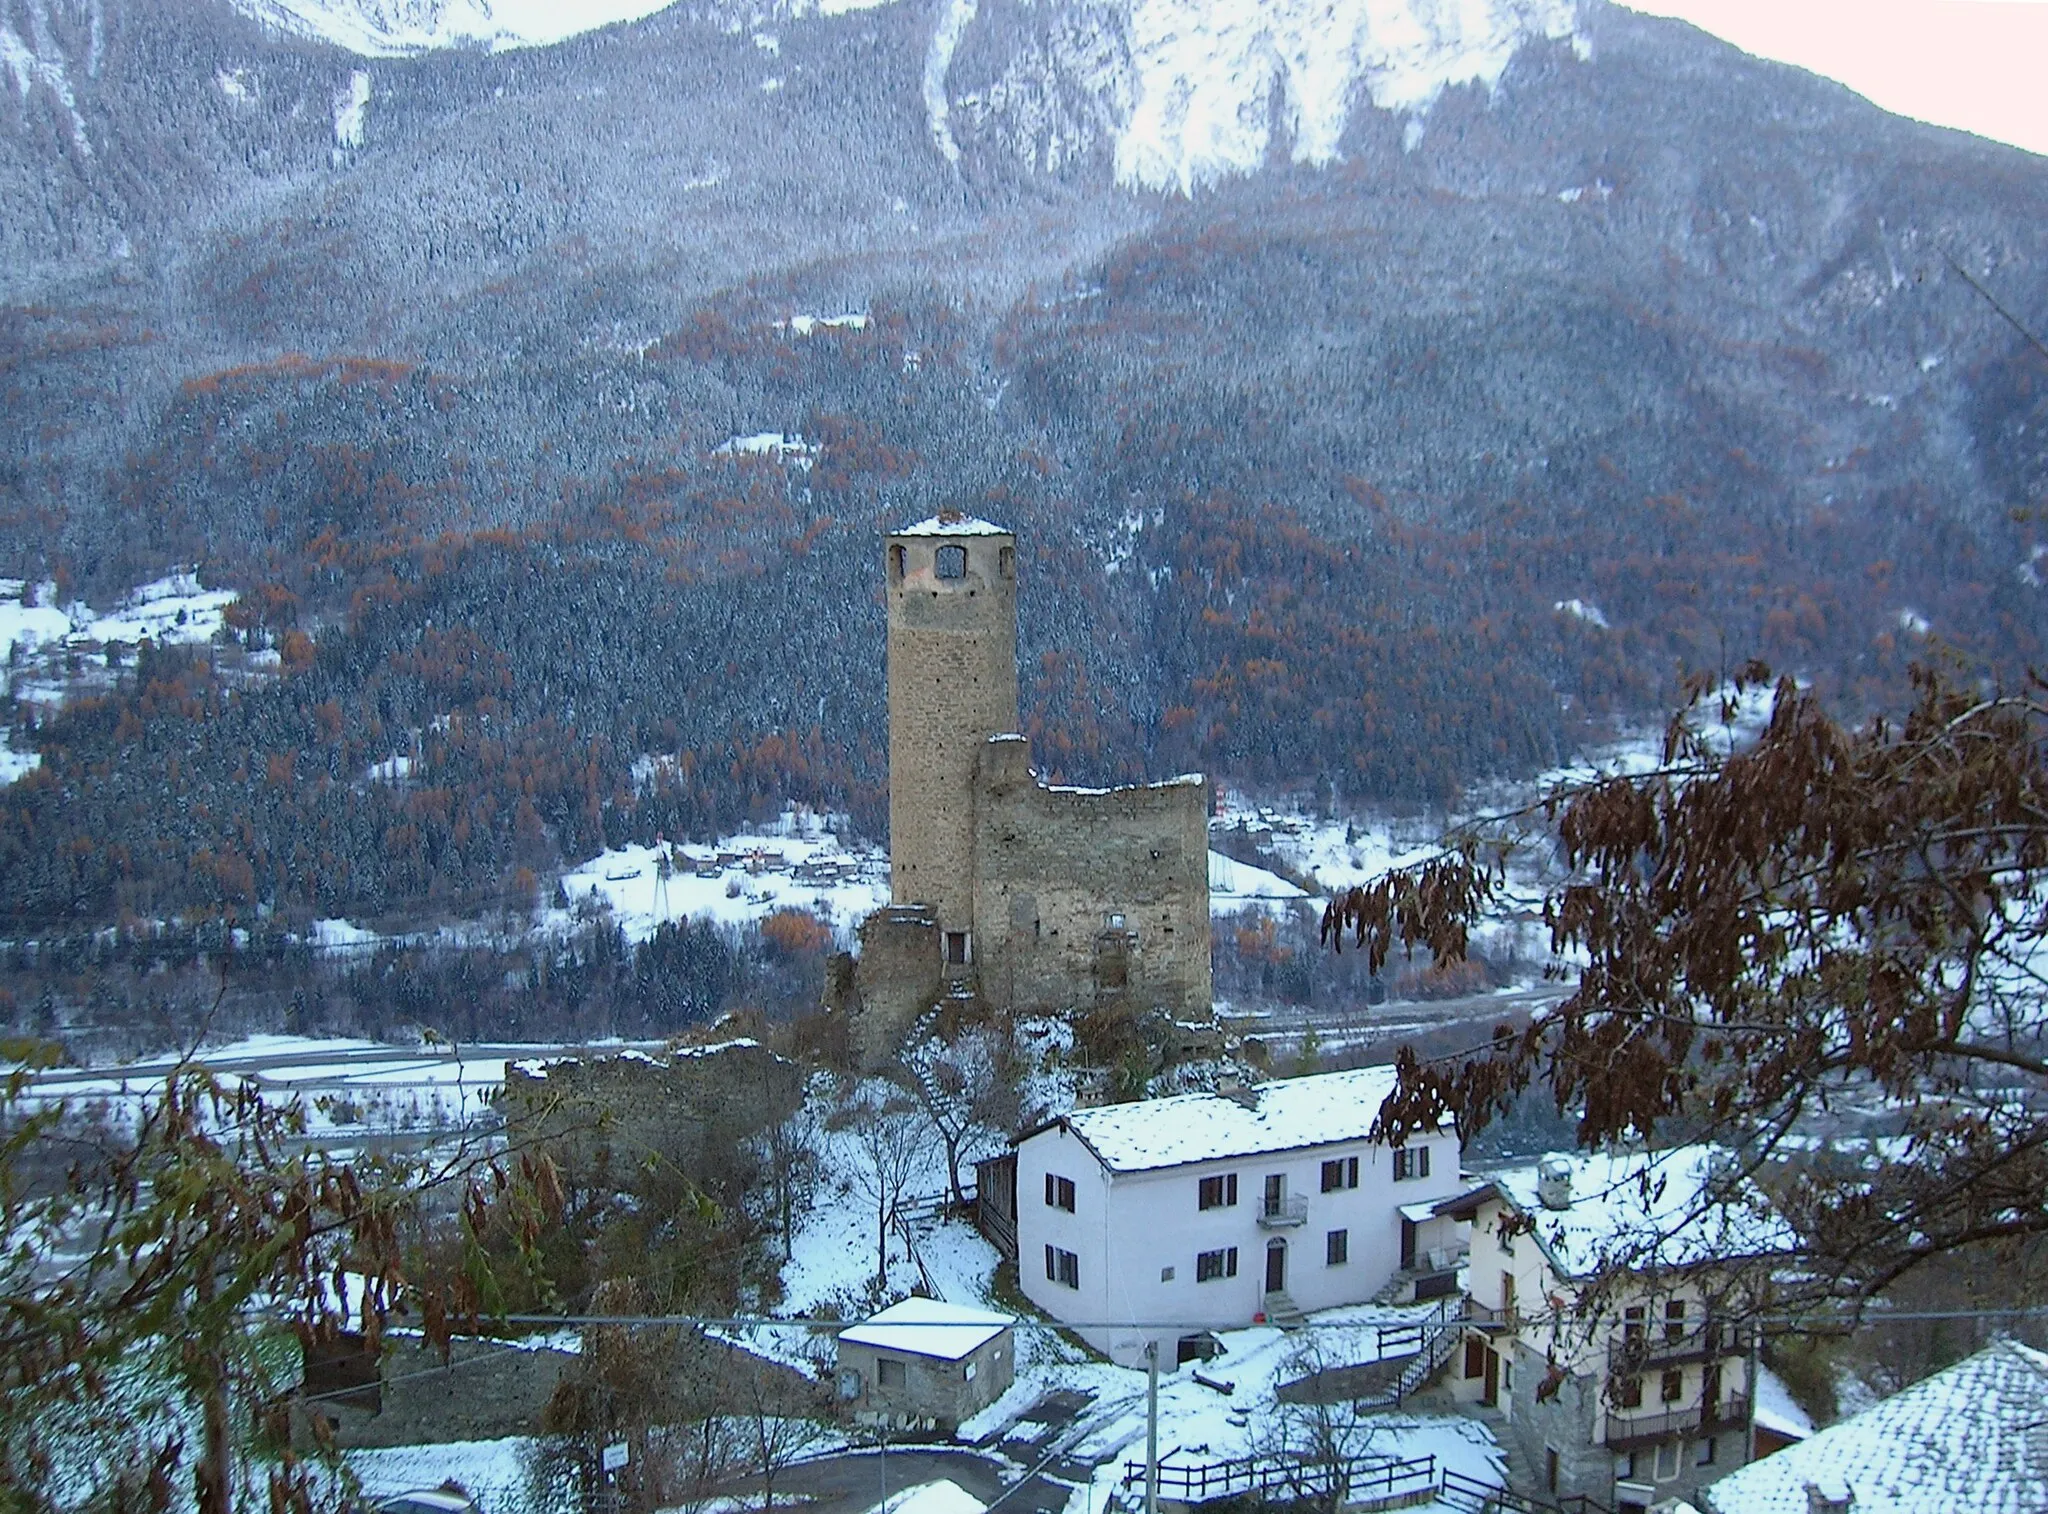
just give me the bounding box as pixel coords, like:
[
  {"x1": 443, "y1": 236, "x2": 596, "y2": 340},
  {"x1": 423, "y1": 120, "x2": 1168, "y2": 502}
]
[
  {"x1": 837, "y1": 1297, "x2": 1013, "y2": 1361},
  {"x1": 1490, "y1": 1146, "x2": 1796, "y2": 1280},
  {"x1": 893, "y1": 514, "x2": 1010, "y2": 537},
  {"x1": 1701, "y1": 1341, "x2": 2048, "y2": 1514},
  {"x1": 1751, "y1": 1364, "x2": 1815, "y2": 1442},
  {"x1": 1048, "y1": 1066, "x2": 1404, "y2": 1174}
]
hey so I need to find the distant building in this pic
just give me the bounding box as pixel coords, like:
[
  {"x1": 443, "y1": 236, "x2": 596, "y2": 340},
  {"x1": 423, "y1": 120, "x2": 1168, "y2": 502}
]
[
  {"x1": 1009, "y1": 1066, "x2": 1464, "y2": 1367},
  {"x1": 1695, "y1": 1339, "x2": 2048, "y2": 1514},
  {"x1": 1443, "y1": 1146, "x2": 1794, "y2": 1514},
  {"x1": 835, "y1": 1297, "x2": 1016, "y2": 1432},
  {"x1": 851, "y1": 514, "x2": 1212, "y2": 1064}
]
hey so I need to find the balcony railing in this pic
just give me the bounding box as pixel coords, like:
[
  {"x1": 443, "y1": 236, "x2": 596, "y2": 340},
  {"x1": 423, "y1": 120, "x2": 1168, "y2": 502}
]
[
  {"x1": 1464, "y1": 1299, "x2": 1511, "y2": 1329},
  {"x1": 1603, "y1": 1394, "x2": 1750, "y2": 1448},
  {"x1": 1613, "y1": 1319, "x2": 1749, "y2": 1368},
  {"x1": 1257, "y1": 1193, "x2": 1308, "y2": 1228}
]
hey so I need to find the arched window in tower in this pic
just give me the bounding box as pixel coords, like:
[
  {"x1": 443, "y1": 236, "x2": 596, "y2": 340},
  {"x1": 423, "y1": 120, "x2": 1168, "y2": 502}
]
[
  {"x1": 1000, "y1": 545, "x2": 1015, "y2": 579},
  {"x1": 936, "y1": 544, "x2": 967, "y2": 580},
  {"x1": 890, "y1": 544, "x2": 906, "y2": 580}
]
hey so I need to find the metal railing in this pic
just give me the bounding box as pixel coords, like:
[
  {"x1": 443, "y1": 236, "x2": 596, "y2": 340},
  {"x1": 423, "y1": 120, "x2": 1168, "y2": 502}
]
[
  {"x1": 1602, "y1": 1393, "x2": 1749, "y2": 1447},
  {"x1": 1440, "y1": 1469, "x2": 1615, "y2": 1514},
  {"x1": 1258, "y1": 1193, "x2": 1310, "y2": 1228},
  {"x1": 1121, "y1": 1450, "x2": 1437, "y2": 1505},
  {"x1": 1613, "y1": 1318, "x2": 1747, "y2": 1368}
]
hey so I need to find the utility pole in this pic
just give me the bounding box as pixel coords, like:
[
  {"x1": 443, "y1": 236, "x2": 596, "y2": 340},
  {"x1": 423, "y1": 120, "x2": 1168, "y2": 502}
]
[{"x1": 1145, "y1": 1339, "x2": 1160, "y2": 1514}]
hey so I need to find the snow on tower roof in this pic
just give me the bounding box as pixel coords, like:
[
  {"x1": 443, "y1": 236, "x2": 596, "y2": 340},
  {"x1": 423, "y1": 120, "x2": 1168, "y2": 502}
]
[
  {"x1": 1474, "y1": 1145, "x2": 1796, "y2": 1280},
  {"x1": 1037, "y1": 1066, "x2": 1408, "y2": 1174},
  {"x1": 1701, "y1": 1340, "x2": 2048, "y2": 1514},
  {"x1": 836, "y1": 1297, "x2": 1013, "y2": 1361},
  {"x1": 893, "y1": 514, "x2": 1010, "y2": 537}
]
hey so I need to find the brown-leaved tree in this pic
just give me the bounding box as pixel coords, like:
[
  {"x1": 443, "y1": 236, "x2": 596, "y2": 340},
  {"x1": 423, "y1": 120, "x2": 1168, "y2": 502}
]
[{"x1": 1325, "y1": 663, "x2": 2048, "y2": 1307}]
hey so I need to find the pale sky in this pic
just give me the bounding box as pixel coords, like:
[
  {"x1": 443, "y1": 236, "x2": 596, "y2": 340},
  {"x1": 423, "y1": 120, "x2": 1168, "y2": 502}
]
[{"x1": 1616, "y1": 0, "x2": 2048, "y2": 157}]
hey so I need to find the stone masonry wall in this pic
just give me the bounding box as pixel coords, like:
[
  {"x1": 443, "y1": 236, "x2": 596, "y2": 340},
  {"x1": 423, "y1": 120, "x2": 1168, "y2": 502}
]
[
  {"x1": 886, "y1": 529, "x2": 1017, "y2": 940},
  {"x1": 970, "y1": 735, "x2": 1212, "y2": 1018}
]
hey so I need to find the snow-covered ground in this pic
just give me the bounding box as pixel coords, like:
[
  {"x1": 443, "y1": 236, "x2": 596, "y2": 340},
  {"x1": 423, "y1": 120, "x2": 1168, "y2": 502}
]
[
  {"x1": 546, "y1": 818, "x2": 892, "y2": 948},
  {"x1": 954, "y1": 1300, "x2": 1502, "y2": 1514},
  {"x1": 2, "y1": 572, "x2": 247, "y2": 746},
  {"x1": 6, "y1": 1031, "x2": 640, "y2": 1140},
  {"x1": 345, "y1": 1433, "x2": 566, "y2": 1511}
]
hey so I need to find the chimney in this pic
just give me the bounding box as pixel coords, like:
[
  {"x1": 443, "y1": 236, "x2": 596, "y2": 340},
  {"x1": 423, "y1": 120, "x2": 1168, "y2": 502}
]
[{"x1": 1537, "y1": 1153, "x2": 1574, "y2": 1210}]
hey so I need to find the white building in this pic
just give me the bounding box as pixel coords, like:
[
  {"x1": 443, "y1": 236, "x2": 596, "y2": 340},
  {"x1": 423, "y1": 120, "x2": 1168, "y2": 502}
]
[{"x1": 1014, "y1": 1066, "x2": 1464, "y2": 1367}]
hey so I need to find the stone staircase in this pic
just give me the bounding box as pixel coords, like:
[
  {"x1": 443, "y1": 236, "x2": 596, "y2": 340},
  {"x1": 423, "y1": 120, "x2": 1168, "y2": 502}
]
[
  {"x1": 1463, "y1": 1403, "x2": 1545, "y2": 1503},
  {"x1": 1261, "y1": 1289, "x2": 1306, "y2": 1326}
]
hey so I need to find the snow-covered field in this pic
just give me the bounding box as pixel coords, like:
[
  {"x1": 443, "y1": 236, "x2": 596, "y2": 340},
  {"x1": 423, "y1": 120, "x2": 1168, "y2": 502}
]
[
  {"x1": 6, "y1": 1032, "x2": 664, "y2": 1141},
  {"x1": 546, "y1": 817, "x2": 891, "y2": 948},
  {"x1": 2, "y1": 573, "x2": 247, "y2": 771}
]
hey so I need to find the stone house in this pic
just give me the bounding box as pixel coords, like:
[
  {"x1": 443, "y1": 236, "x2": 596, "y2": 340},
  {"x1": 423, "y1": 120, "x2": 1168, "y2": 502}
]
[
  {"x1": 1442, "y1": 1146, "x2": 1794, "y2": 1514},
  {"x1": 835, "y1": 1298, "x2": 1016, "y2": 1431},
  {"x1": 1010, "y1": 1066, "x2": 1465, "y2": 1367}
]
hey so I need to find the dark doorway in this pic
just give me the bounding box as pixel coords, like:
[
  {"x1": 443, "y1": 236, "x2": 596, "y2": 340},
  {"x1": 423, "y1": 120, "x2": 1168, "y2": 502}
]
[
  {"x1": 1265, "y1": 1239, "x2": 1287, "y2": 1294},
  {"x1": 1400, "y1": 1217, "x2": 1417, "y2": 1272},
  {"x1": 1483, "y1": 1348, "x2": 1500, "y2": 1407}
]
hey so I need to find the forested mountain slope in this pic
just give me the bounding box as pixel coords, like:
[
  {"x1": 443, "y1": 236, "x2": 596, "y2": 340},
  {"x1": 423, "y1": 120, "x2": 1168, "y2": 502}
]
[{"x1": 1, "y1": 0, "x2": 2044, "y2": 936}]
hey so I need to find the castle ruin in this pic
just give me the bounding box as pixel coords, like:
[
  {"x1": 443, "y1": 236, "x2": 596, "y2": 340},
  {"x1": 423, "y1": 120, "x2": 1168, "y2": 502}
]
[{"x1": 852, "y1": 513, "x2": 1213, "y2": 1063}]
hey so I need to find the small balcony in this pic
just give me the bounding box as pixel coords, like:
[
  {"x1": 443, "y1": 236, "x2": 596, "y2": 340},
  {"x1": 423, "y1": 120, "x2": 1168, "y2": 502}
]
[
  {"x1": 1463, "y1": 1299, "x2": 1512, "y2": 1331},
  {"x1": 1257, "y1": 1193, "x2": 1308, "y2": 1229},
  {"x1": 1613, "y1": 1318, "x2": 1749, "y2": 1370},
  {"x1": 1604, "y1": 1393, "x2": 1750, "y2": 1448}
]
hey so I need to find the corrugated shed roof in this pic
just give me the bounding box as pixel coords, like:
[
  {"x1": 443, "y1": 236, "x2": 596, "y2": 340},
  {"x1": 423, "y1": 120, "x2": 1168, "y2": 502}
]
[{"x1": 1702, "y1": 1340, "x2": 2048, "y2": 1514}]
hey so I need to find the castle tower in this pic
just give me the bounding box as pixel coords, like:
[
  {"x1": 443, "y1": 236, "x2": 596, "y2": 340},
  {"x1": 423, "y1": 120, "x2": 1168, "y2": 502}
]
[{"x1": 886, "y1": 513, "x2": 1019, "y2": 968}]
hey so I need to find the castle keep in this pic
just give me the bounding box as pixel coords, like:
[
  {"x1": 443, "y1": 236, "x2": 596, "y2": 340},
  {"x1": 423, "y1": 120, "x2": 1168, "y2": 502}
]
[{"x1": 853, "y1": 514, "x2": 1212, "y2": 1062}]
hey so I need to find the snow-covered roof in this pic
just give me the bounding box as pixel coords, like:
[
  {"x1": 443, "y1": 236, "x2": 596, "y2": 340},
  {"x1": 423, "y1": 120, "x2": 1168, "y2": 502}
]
[
  {"x1": 837, "y1": 1297, "x2": 1013, "y2": 1361},
  {"x1": 1485, "y1": 1146, "x2": 1796, "y2": 1280},
  {"x1": 893, "y1": 514, "x2": 1010, "y2": 537},
  {"x1": 1701, "y1": 1340, "x2": 2048, "y2": 1514},
  {"x1": 872, "y1": 1481, "x2": 988, "y2": 1514},
  {"x1": 1751, "y1": 1364, "x2": 1815, "y2": 1443},
  {"x1": 1042, "y1": 1066, "x2": 1406, "y2": 1174}
]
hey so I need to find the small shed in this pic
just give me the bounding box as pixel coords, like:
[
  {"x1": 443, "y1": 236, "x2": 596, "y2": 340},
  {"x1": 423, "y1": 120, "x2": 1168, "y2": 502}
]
[{"x1": 835, "y1": 1298, "x2": 1015, "y2": 1432}]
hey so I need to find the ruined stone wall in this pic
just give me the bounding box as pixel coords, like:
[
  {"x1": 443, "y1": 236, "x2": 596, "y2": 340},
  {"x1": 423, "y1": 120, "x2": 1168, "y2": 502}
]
[
  {"x1": 970, "y1": 736, "x2": 1212, "y2": 1018},
  {"x1": 852, "y1": 906, "x2": 941, "y2": 1067},
  {"x1": 886, "y1": 528, "x2": 1017, "y2": 940},
  {"x1": 500, "y1": 1039, "x2": 800, "y2": 1178}
]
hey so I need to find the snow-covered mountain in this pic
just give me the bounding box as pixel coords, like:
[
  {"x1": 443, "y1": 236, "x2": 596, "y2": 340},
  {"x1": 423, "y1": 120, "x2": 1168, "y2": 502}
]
[
  {"x1": 213, "y1": 0, "x2": 1586, "y2": 190},
  {"x1": 943, "y1": 0, "x2": 1587, "y2": 191},
  {"x1": 225, "y1": 0, "x2": 687, "y2": 54}
]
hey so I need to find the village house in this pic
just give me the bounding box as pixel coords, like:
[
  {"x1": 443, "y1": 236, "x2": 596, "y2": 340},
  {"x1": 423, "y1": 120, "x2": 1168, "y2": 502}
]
[
  {"x1": 1001, "y1": 1066, "x2": 1464, "y2": 1367},
  {"x1": 834, "y1": 1297, "x2": 1016, "y2": 1433},
  {"x1": 1443, "y1": 1146, "x2": 1794, "y2": 1514},
  {"x1": 1693, "y1": 1337, "x2": 2048, "y2": 1514}
]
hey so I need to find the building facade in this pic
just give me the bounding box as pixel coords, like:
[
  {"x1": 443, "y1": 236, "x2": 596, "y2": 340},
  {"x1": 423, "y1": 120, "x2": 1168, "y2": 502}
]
[
  {"x1": 834, "y1": 1298, "x2": 1016, "y2": 1432},
  {"x1": 1443, "y1": 1148, "x2": 1793, "y2": 1514},
  {"x1": 853, "y1": 513, "x2": 1212, "y2": 1063},
  {"x1": 1012, "y1": 1066, "x2": 1464, "y2": 1367}
]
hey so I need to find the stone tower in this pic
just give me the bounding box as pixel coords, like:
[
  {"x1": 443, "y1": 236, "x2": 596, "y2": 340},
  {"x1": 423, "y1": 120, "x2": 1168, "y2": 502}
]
[{"x1": 886, "y1": 513, "x2": 1018, "y2": 966}]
